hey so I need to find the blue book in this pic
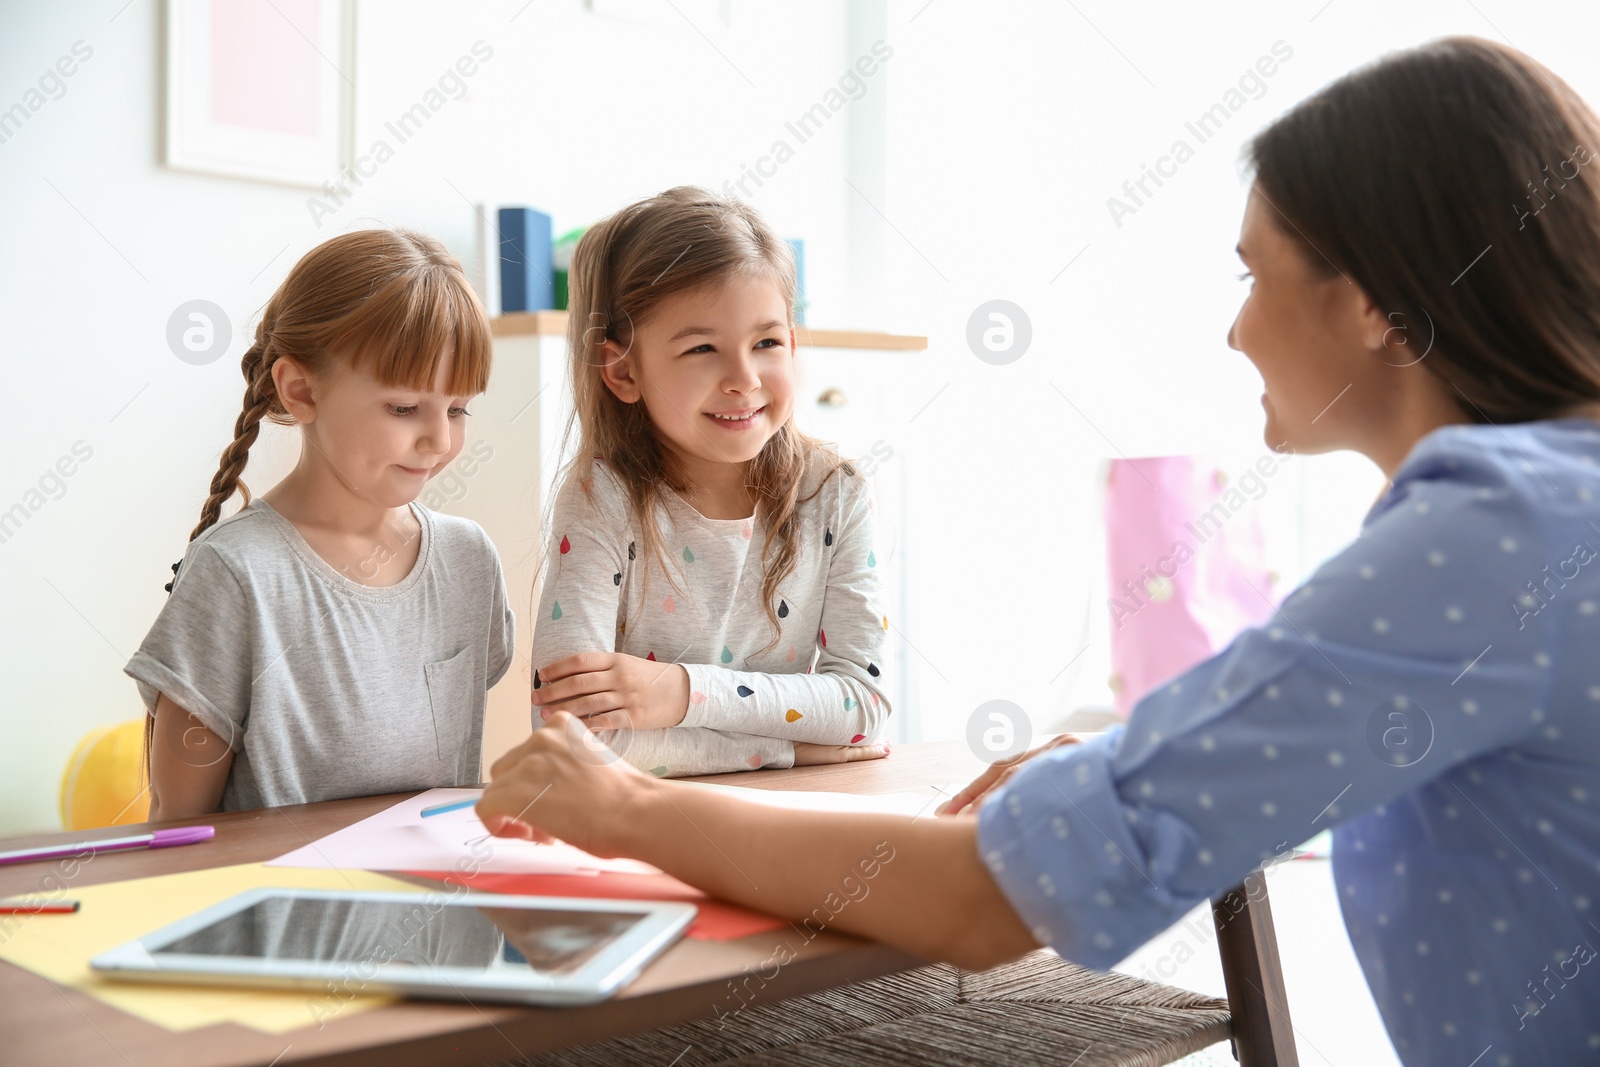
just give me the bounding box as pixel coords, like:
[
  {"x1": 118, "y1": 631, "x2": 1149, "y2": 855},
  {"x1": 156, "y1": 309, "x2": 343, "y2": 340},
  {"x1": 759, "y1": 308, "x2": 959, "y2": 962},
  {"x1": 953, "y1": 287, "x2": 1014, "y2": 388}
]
[
  {"x1": 498, "y1": 207, "x2": 555, "y2": 313},
  {"x1": 787, "y1": 237, "x2": 807, "y2": 324}
]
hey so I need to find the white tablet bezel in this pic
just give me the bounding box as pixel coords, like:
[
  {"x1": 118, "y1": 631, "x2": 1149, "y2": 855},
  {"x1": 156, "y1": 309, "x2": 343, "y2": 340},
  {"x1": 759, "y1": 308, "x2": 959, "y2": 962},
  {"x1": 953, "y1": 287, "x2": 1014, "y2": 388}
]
[{"x1": 89, "y1": 887, "x2": 697, "y2": 1005}]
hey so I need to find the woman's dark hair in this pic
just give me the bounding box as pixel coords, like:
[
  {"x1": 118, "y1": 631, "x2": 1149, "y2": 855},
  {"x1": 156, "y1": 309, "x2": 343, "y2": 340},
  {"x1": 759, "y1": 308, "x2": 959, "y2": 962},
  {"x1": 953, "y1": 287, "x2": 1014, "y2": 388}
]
[{"x1": 1244, "y1": 36, "x2": 1600, "y2": 423}]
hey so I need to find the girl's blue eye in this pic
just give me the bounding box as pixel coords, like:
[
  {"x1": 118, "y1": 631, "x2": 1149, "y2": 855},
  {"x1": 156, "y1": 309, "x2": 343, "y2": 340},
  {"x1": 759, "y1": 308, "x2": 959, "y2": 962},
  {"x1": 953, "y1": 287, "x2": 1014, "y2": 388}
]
[
  {"x1": 450, "y1": 406, "x2": 471, "y2": 417},
  {"x1": 756, "y1": 337, "x2": 782, "y2": 349},
  {"x1": 1237, "y1": 270, "x2": 1254, "y2": 283}
]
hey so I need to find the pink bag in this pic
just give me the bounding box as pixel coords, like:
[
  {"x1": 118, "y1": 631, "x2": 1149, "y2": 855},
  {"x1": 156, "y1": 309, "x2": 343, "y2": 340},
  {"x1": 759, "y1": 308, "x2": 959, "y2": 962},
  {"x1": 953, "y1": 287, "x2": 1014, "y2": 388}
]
[{"x1": 1104, "y1": 456, "x2": 1279, "y2": 716}]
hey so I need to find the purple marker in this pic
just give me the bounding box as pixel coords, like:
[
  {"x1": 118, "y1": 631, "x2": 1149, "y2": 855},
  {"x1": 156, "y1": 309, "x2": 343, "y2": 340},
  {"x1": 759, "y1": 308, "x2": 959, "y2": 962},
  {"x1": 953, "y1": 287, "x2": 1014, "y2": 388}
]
[{"x1": 0, "y1": 826, "x2": 214, "y2": 866}]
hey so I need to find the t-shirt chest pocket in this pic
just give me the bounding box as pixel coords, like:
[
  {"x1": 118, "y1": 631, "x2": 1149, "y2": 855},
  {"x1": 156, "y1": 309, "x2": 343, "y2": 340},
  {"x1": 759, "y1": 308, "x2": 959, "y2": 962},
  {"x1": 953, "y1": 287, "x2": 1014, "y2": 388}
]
[{"x1": 423, "y1": 646, "x2": 478, "y2": 780}]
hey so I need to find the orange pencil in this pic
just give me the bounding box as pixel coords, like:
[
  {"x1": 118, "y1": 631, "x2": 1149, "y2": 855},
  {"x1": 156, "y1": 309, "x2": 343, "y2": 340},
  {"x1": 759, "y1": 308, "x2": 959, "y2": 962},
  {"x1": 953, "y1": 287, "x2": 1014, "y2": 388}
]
[{"x1": 0, "y1": 898, "x2": 79, "y2": 914}]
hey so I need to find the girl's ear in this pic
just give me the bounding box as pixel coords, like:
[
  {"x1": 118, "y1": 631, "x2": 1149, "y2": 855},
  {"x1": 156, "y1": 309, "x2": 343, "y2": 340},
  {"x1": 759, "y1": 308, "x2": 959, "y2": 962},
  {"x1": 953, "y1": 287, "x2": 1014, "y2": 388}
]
[
  {"x1": 272, "y1": 356, "x2": 318, "y2": 424},
  {"x1": 598, "y1": 339, "x2": 643, "y2": 403}
]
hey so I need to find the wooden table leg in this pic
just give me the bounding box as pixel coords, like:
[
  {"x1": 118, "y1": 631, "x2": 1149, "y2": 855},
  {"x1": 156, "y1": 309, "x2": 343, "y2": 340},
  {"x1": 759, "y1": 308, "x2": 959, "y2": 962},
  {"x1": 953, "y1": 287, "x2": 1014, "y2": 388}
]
[{"x1": 1212, "y1": 878, "x2": 1299, "y2": 1066}]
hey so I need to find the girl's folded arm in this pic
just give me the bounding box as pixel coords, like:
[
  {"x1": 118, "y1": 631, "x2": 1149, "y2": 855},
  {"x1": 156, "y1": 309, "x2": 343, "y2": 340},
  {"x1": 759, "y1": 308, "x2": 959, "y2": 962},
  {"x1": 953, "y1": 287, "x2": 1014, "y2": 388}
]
[
  {"x1": 681, "y1": 474, "x2": 890, "y2": 744},
  {"x1": 614, "y1": 726, "x2": 793, "y2": 777},
  {"x1": 147, "y1": 692, "x2": 234, "y2": 821},
  {"x1": 528, "y1": 480, "x2": 627, "y2": 727},
  {"x1": 680, "y1": 660, "x2": 887, "y2": 743},
  {"x1": 527, "y1": 477, "x2": 791, "y2": 776}
]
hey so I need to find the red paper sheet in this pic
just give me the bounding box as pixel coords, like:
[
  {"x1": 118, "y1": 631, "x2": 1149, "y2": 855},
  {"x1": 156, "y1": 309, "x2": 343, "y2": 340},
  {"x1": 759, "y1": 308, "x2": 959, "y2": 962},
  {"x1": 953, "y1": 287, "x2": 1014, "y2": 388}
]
[{"x1": 406, "y1": 868, "x2": 788, "y2": 941}]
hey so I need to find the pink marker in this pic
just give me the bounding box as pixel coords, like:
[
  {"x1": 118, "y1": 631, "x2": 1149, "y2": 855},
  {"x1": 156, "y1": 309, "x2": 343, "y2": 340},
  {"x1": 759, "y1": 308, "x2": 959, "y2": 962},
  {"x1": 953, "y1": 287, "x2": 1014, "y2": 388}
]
[{"x1": 0, "y1": 826, "x2": 214, "y2": 866}]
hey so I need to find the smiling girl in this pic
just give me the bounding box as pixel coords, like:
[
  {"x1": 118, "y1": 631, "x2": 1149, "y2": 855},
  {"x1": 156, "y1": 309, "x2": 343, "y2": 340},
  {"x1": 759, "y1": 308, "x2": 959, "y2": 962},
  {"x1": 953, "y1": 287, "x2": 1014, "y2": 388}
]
[
  {"x1": 528, "y1": 186, "x2": 892, "y2": 775},
  {"x1": 127, "y1": 229, "x2": 515, "y2": 818},
  {"x1": 481, "y1": 39, "x2": 1600, "y2": 1066}
]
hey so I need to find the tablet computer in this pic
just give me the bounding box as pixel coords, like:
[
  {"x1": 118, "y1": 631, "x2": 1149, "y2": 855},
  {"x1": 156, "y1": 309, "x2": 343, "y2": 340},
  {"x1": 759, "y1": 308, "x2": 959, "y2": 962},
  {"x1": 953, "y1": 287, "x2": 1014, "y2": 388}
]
[{"x1": 90, "y1": 888, "x2": 696, "y2": 1006}]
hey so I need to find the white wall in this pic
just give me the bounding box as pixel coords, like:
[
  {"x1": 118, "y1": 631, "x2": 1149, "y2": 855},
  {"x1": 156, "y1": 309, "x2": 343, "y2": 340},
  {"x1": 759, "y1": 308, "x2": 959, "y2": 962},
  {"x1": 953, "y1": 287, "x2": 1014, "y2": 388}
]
[
  {"x1": 0, "y1": 0, "x2": 877, "y2": 835},
  {"x1": 8, "y1": 0, "x2": 1599, "y2": 835},
  {"x1": 863, "y1": 0, "x2": 1600, "y2": 745}
]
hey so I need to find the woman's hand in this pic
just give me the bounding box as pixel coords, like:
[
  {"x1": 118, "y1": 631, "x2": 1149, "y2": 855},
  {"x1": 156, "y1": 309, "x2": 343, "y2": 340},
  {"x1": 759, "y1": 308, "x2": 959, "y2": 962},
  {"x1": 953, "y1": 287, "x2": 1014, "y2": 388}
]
[
  {"x1": 532, "y1": 652, "x2": 690, "y2": 732},
  {"x1": 793, "y1": 740, "x2": 892, "y2": 766},
  {"x1": 476, "y1": 711, "x2": 650, "y2": 857},
  {"x1": 936, "y1": 734, "x2": 1082, "y2": 817}
]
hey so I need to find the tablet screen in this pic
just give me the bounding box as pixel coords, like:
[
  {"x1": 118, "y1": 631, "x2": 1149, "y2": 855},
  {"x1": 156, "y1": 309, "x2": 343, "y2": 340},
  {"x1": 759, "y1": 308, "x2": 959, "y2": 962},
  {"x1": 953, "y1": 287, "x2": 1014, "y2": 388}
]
[{"x1": 151, "y1": 896, "x2": 651, "y2": 976}]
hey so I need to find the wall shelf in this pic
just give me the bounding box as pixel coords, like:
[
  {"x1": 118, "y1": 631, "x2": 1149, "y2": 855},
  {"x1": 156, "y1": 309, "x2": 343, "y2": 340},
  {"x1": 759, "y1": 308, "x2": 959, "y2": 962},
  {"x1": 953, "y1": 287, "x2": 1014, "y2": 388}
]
[{"x1": 491, "y1": 312, "x2": 927, "y2": 351}]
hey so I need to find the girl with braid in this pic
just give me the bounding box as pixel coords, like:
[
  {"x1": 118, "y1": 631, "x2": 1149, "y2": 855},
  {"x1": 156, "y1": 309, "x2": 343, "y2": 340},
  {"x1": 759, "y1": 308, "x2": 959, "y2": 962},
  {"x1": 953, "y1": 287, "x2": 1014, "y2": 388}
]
[{"x1": 126, "y1": 229, "x2": 515, "y2": 818}]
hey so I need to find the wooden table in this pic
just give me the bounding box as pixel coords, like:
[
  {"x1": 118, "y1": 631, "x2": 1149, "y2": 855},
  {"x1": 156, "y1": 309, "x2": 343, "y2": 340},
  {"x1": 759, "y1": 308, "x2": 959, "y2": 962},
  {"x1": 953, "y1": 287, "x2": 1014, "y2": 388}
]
[{"x1": 0, "y1": 740, "x2": 992, "y2": 1067}]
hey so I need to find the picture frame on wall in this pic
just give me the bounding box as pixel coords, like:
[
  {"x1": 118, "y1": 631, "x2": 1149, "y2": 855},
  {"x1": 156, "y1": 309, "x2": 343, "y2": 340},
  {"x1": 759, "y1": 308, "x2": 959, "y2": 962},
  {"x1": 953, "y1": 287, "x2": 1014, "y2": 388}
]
[{"x1": 164, "y1": 0, "x2": 355, "y2": 188}]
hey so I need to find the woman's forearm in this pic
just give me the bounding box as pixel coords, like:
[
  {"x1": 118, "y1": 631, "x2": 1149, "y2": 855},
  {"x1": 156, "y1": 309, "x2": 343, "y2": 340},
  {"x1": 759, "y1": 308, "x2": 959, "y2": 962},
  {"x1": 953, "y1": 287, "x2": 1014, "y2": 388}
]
[
  {"x1": 478, "y1": 712, "x2": 1041, "y2": 969},
  {"x1": 615, "y1": 780, "x2": 1041, "y2": 970}
]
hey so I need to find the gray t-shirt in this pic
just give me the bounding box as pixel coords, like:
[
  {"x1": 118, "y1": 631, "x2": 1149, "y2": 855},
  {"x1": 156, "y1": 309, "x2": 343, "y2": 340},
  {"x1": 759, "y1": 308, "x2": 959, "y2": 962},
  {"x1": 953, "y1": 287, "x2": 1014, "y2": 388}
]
[{"x1": 126, "y1": 498, "x2": 515, "y2": 812}]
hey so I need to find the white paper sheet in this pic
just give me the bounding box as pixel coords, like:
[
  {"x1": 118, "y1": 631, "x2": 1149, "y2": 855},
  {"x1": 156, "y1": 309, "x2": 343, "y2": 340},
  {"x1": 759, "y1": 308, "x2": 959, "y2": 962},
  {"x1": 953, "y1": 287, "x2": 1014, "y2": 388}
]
[
  {"x1": 265, "y1": 789, "x2": 653, "y2": 875},
  {"x1": 266, "y1": 784, "x2": 954, "y2": 875}
]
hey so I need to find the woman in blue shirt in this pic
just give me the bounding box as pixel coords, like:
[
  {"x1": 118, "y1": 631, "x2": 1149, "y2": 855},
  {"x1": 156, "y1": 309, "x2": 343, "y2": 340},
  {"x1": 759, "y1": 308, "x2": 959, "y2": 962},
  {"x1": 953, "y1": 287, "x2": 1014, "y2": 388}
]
[{"x1": 480, "y1": 36, "x2": 1600, "y2": 1065}]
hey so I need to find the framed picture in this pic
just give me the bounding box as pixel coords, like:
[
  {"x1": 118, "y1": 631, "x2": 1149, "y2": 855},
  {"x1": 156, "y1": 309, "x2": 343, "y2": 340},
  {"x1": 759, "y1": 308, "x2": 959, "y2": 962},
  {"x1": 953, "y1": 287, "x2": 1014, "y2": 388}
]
[{"x1": 164, "y1": 0, "x2": 355, "y2": 188}]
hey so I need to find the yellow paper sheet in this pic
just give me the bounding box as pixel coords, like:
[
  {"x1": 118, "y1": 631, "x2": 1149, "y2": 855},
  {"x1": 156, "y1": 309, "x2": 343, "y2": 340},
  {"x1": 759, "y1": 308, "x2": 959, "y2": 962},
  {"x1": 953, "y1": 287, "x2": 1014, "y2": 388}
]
[{"x1": 0, "y1": 862, "x2": 432, "y2": 1034}]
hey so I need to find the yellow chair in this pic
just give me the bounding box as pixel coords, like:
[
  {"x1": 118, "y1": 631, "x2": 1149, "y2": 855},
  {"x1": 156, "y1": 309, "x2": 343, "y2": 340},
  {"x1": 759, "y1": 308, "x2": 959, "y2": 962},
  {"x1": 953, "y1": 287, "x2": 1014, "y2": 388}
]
[{"x1": 59, "y1": 719, "x2": 150, "y2": 830}]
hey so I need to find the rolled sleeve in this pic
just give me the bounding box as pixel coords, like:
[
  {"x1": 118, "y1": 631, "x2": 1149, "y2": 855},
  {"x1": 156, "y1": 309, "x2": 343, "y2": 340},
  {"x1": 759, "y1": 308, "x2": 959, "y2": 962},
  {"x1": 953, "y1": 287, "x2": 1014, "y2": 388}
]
[
  {"x1": 975, "y1": 440, "x2": 1556, "y2": 974},
  {"x1": 123, "y1": 541, "x2": 253, "y2": 749},
  {"x1": 976, "y1": 730, "x2": 1204, "y2": 969}
]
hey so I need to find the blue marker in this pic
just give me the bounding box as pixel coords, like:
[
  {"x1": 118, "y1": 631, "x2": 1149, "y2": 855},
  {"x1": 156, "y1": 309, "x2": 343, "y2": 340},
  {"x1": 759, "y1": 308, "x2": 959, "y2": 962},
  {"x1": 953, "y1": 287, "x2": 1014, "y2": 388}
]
[{"x1": 420, "y1": 796, "x2": 481, "y2": 819}]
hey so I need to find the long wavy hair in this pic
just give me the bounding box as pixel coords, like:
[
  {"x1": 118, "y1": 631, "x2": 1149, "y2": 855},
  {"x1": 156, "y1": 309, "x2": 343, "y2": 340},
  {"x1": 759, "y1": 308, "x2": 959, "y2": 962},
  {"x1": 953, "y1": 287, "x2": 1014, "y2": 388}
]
[{"x1": 555, "y1": 186, "x2": 844, "y2": 650}]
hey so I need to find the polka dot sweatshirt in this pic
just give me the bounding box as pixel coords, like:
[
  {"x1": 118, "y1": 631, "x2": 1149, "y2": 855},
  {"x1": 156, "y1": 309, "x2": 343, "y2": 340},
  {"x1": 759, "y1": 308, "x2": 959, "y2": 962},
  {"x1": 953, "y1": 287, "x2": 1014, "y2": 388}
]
[
  {"x1": 977, "y1": 418, "x2": 1600, "y2": 1066},
  {"x1": 531, "y1": 452, "x2": 891, "y2": 777}
]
